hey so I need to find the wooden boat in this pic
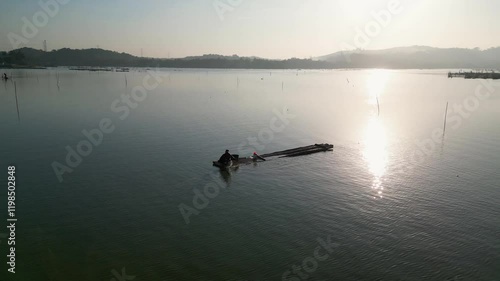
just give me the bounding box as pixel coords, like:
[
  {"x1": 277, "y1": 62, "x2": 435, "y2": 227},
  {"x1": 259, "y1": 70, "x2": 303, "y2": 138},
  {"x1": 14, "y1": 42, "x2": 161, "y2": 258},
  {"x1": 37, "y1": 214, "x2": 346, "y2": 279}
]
[
  {"x1": 212, "y1": 143, "x2": 333, "y2": 168},
  {"x1": 212, "y1": 160, "x2": 234, "y2": 169},
  {"x1": 212, "y1": 154, "x2": 262, "y2": 169}
]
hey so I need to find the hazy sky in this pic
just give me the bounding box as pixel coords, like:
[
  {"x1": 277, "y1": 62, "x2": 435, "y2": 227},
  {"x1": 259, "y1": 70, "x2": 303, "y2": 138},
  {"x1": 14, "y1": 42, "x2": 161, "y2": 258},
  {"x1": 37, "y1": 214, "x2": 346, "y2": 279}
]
[{"x1": 1, "y1": 0, "x2": 499, "y2": 59}]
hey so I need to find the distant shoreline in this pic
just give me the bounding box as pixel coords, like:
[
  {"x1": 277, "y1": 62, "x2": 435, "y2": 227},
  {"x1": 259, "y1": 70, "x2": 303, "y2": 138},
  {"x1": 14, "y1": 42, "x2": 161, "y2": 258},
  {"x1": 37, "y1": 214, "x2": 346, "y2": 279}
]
[
  {"x1": 2, "y1": 46, "x2": 500, "y2": 70},
  {"x1": 1, "y1": 66, "x2": 498, "y2": 72}
]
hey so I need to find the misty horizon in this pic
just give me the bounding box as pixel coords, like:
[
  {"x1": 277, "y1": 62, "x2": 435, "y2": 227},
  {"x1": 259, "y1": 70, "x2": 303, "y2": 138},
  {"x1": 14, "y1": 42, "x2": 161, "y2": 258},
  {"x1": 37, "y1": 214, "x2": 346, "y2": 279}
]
[
  {"x1": 2, "y1": 0, "x2": 500, "y2": 59},
  {"x1": 4, "y1": 45, "x2": 500, "y2": 70},
  {"x1": 4, "y1": 45, "x2": 500, "y2": 61}
]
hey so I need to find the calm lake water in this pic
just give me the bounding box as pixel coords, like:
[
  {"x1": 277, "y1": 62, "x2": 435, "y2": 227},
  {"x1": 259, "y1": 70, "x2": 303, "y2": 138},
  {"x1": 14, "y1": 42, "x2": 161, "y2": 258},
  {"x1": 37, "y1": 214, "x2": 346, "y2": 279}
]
[{"x1": 1, "y1": 68, "x2": 499, "y2": 281}]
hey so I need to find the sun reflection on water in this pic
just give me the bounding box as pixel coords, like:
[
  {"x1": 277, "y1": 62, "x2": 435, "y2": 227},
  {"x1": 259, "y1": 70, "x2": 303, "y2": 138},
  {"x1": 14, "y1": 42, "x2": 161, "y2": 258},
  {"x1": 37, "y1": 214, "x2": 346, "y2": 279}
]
[
  {"x1": 363, "y1": 117, "x2": 388, "y2": 198},
  {"x1": 363, "y1": 70, "x2": 390, "y2": 198},
  {"x1": 366, "y1": 70, "x2": 390, "y2": 105}
]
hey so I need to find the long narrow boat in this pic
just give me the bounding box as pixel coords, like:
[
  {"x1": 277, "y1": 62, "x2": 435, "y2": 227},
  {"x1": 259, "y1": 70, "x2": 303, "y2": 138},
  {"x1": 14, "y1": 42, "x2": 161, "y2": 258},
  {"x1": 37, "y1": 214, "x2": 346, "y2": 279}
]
[
  {"x1": 212, "y1": 160, "x2": 234, "y2": 169},
  {"x1": 212, "y1": 143, "x2": 333, "y2": 168},
  {"x1": 212, "y1": 154, "x2": 261, "y2": 169}
]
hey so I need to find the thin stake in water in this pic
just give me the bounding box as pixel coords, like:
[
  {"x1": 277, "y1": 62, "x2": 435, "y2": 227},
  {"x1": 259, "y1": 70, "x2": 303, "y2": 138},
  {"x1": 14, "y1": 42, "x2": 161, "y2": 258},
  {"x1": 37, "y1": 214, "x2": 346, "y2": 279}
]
[
  {"x1": 443, "y1": 102, "x2": 449, "y2": 136},
  {"x1": 376, "y1": 96, "x2": 380, "y2": 117},
  {"x1": 56, "y1": 72, "x2": 60, "y2": 91},
  {"x1": 125, "y1": 74, "x2": 128, "y2": 88},
  {"x1": 14, "y1": 82, "x2": 20, "y2": 122}
]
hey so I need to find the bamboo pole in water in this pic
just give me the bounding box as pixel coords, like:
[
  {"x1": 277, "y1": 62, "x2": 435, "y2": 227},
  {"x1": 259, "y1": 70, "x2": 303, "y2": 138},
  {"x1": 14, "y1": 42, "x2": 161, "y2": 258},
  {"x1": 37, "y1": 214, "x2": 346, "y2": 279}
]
[
  {"x1": 14, "y1": 82, "x2": 20, "y2": 122},
  {"x1": 56, "y1": 72, "x2": 60, "y2": 91},
  {"x1": 376, "y1": 96, "x2": 380, "y2": 117},
  {"x1": 443, "y1": 102, "x2": 449, "y2": 136}
]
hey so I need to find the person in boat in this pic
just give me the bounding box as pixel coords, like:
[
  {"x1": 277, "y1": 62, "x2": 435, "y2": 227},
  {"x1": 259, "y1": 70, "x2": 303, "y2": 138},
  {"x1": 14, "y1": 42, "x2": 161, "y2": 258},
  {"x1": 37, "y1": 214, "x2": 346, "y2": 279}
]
[
  {"x1": 251, "y1": 152, "x2": 266, "y2": 162},
  {"x1": 2, "y1": 73, "x2": 7, "y2": 80},
  {"x1": 218, "y1": 150, "x2": 236, "y2": 165}
]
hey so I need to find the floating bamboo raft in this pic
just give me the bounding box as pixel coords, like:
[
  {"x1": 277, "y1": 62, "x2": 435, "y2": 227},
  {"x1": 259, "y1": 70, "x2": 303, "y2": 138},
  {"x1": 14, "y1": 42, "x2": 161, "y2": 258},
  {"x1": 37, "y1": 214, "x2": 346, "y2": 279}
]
[{"x1": 261, "y1": 143, "x2": 334, "y2": 158}]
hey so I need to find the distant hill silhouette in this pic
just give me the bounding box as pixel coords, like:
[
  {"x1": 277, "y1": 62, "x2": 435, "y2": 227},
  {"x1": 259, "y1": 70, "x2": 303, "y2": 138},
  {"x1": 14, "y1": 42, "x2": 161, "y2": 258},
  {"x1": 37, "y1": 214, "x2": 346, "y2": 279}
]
[
  {"x1": 317, "y1": 46, "x2": 500, "y2": 69},
  {"x1": 0, "y1": 48, "x2": 334, "y2": 69},
  {"x1": 1, "y1": 46, "x2": 499, "y2": 69}
]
